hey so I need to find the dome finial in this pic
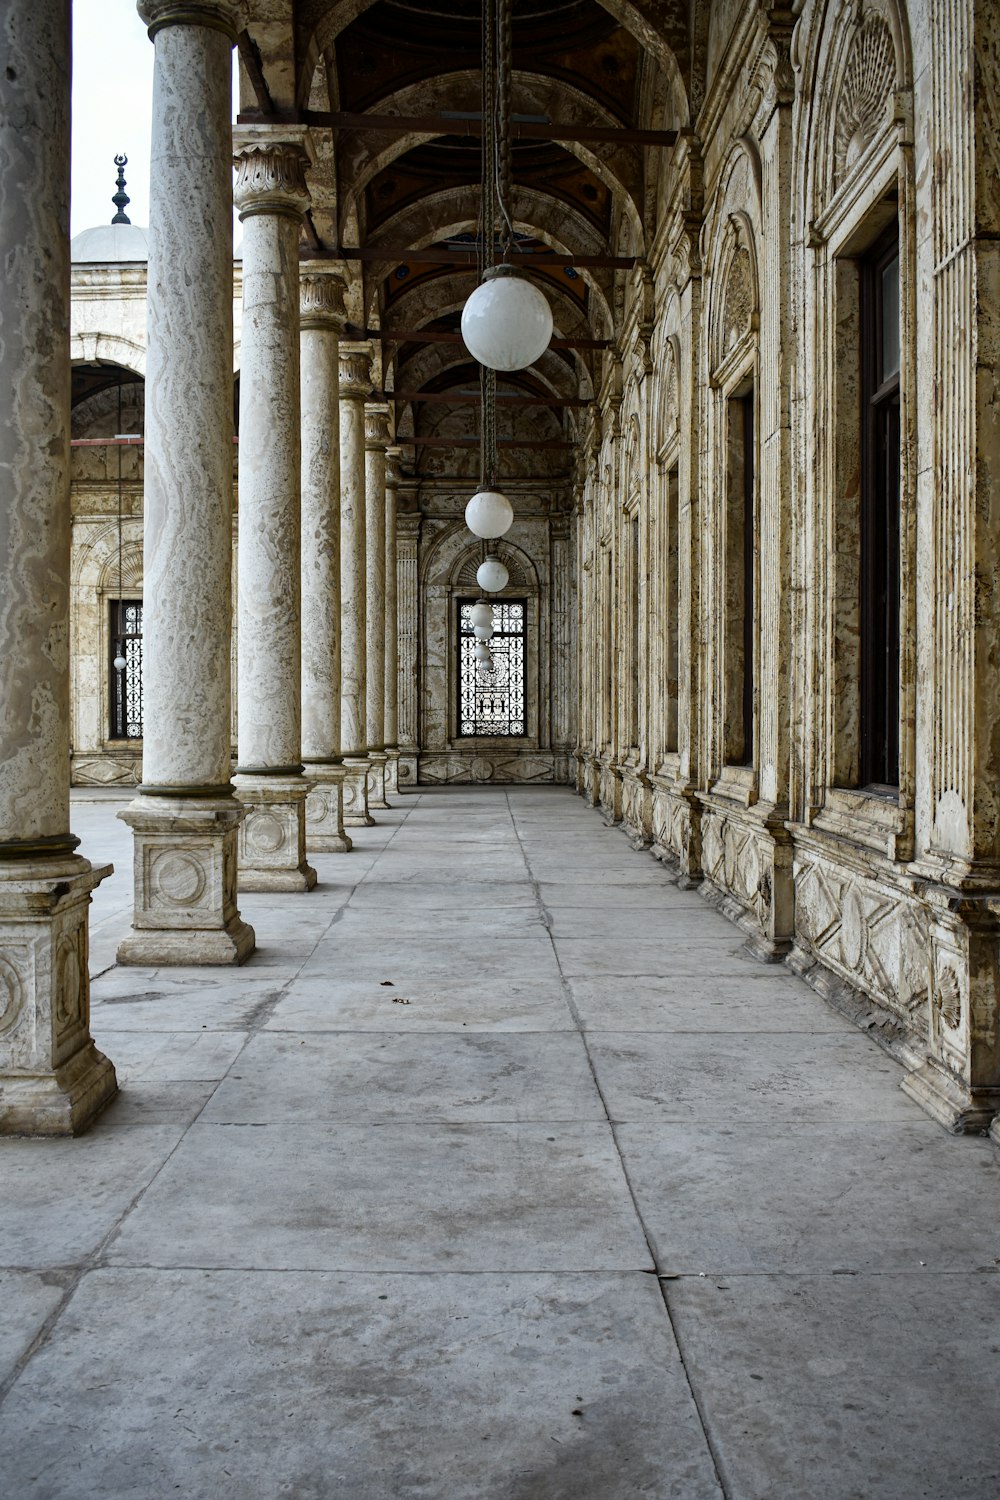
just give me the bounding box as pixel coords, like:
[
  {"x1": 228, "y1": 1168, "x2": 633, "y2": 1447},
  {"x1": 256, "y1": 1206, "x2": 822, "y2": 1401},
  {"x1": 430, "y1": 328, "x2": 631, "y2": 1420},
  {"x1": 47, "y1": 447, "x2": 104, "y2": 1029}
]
[{"x1": 111, "y1": 155, "x2": 131, "y2": 225}]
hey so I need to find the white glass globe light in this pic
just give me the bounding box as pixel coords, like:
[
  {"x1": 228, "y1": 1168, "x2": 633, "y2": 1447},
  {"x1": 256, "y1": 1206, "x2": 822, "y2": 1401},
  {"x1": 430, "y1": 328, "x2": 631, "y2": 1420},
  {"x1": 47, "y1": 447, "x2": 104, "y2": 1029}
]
[
  {"x1": 461, "y1": 266, "x2": 553, "y2": 371},
  {"x1": 477, "y1": 557, "x2": 509, "y2": 593},
  {"x1": 475, "y1": 640, "x2": 493, "y2": 662},
  {"x1": 474, "y1": 624, "x2": 494, "y2": 641},
  {"x1": 465, "y1": 489, "x2": 513, "y2": 539},
  {"x1": 113, "y1": 653, "x2": 127, "y2": 673},
  {"x1": 470, "y1": 600, "x2": 494, "y2": 630}
]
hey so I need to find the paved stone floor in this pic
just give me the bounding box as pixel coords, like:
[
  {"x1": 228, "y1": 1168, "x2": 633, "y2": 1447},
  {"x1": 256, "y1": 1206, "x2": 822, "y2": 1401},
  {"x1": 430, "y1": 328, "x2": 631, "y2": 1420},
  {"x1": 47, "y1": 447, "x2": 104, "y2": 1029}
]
[{"x1": 2, "y1": 786, "x2": 999, "y2": 1499}]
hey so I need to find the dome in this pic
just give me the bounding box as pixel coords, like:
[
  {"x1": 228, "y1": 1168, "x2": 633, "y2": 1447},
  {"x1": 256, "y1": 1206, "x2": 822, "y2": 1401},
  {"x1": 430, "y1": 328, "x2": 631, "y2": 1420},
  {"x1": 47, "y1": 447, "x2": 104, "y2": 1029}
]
[{"x1": 71, "y1": 221, "x2": 149, "y2": 263}]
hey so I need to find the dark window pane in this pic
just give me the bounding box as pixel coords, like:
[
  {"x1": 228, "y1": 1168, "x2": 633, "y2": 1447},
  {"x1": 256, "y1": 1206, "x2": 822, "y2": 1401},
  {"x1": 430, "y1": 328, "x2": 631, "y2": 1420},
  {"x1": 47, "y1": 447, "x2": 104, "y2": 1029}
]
[{"x1": 881, "y1": 253, "x2": 900, "y2": 381}]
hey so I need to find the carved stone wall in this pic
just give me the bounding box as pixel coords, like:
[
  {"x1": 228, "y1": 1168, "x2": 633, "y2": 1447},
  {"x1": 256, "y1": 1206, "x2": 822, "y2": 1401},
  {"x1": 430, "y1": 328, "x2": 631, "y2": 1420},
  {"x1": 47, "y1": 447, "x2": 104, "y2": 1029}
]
[{"x1": 575, "y1": 0, "x2": 1000, "y2": 1131}]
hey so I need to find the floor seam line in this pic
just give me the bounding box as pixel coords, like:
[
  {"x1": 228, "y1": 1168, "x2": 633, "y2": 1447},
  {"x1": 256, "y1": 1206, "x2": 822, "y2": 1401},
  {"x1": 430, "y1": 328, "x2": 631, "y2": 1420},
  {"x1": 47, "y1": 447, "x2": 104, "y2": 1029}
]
[{"x1": 504, "y1": 788, "x2": 731, "y2": 1500}]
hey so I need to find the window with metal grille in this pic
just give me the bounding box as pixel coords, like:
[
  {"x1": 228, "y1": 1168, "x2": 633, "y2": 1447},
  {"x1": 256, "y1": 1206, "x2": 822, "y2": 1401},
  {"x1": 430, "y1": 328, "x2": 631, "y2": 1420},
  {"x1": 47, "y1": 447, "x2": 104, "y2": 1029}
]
[
  {"x1": 109, "y1": 599, "x2": 143, "y2": 739},
  {"x1": 458, "y1": 598, "x2": 527, "y2": 737}
]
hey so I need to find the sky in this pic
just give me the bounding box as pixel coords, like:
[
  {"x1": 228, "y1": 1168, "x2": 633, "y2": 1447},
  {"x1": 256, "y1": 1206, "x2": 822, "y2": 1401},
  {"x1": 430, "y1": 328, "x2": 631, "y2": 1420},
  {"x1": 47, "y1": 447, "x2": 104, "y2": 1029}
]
[{"x1": 71, "y1": 0, "x2": 238, "y2": 239}]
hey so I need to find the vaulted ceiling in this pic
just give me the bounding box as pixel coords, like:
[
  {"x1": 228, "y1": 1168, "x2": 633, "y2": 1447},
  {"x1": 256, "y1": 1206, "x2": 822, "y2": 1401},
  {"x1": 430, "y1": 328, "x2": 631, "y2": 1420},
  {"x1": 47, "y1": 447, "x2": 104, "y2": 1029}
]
[{"x1": 240, "y1": 0, "x2": 694, "y2": 486}]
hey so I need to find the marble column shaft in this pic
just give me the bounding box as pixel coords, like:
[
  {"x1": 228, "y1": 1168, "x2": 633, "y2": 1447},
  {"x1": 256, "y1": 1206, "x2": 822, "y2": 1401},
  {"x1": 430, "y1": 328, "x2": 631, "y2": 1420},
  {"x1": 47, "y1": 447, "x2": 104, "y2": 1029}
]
[
  {"x1": 365, "y1": 404, "x2": 391, "y2": 811},
  {"x1": 119, "y1": 1, "x2": 254, "y2": 969},
  {"x1": 300, "y1": 266, "x2": 351, "y2": 853},
  {"x1": 233, "y1": 129, "x2": 316, "y2": 891},
  {"x1": 383, "y1": 448, "x2": 401, "y2": 795},
  {"x1": 0, "y1": 0, "x2": 116, "y2": 1132},
  {"x1": 339, "y1": 351, "x2": 374, "y2": 825}
]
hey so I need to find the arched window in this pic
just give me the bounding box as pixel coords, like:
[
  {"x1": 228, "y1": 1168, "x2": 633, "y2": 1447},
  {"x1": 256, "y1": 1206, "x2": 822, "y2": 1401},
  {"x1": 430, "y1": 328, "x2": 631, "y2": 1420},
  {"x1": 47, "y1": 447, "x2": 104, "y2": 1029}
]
[{"x1": 458, "y1": 599, "x2": 527, "y2": 737}]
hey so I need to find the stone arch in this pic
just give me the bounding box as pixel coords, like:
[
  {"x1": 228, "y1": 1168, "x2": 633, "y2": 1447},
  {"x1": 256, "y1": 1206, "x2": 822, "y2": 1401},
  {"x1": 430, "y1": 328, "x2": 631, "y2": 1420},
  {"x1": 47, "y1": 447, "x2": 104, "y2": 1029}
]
[
  {"x1": 71, "y1": 333, "x2": 146, "y2": 375},
  {"x1": 796, "y1": 0, "x2": 912, "y2": 222},
  {"x1": 448, "y1": 538, "x2": 540, "y2": 592}
]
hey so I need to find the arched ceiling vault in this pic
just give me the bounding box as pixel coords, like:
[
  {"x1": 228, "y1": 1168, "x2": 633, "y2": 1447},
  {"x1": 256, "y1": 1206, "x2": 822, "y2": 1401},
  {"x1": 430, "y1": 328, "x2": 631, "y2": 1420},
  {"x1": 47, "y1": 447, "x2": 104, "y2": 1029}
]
[{"x1": 241, "y1": 0, "x2": 690, "y2": 486}]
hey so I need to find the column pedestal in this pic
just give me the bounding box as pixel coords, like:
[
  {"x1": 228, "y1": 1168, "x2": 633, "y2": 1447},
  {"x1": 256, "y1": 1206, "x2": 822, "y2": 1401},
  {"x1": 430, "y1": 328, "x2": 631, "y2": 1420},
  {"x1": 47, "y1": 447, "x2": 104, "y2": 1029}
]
[
  {"x1": 235, "y1": 776, "x2": 317, "y2": 891},
  {"x1": 304, "y1": 762, "x2": 352, "y2": 852},
  {"x1": 117, "y1": 795, "x2": 254, "y2": 965},
  {"x1": 342, "y1": 758, "x2": 374, "y2": 827},
  {"x1": 0, "y1": 855, "x2": 116, "y2": 1136},
  {"x1": 367, "y1": 751, "x2": 390, "y2": 810},
  {"x1": 385, "y1": 750, "x2": 401, "y2": 796}
]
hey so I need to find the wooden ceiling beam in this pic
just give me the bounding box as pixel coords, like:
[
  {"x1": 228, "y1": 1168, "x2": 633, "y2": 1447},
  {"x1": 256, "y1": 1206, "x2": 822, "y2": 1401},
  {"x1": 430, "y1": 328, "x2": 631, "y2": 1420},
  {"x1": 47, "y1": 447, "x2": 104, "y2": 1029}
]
[
  {"x1": 396, "y1": 436, "x2": 575, "y2": 449},
  {"x1": 309, "y1": 246, "x2": 635, "y2": 269},
  {"x1": 349, "y1": 327, "x2": 610, "y2": 351},
  {"x1": 381, "y1": 390, "x2": 589, "y2": 408},
  {"x1": 238, "y1": 109, "x2": 676, "y2": 148}
]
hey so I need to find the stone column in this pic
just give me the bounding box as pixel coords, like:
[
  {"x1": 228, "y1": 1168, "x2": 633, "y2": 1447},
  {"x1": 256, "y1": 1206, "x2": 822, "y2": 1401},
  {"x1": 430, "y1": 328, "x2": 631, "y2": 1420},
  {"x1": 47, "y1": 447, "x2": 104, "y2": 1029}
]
[
  {"x1": 364, "y1": 404, "x2": 391, "y2": 810},
  {"x1": 232, "y1": 128, "x2": 316, "y2": 891},
  {"x1": 0, "y1": 0, "x2": 116, "y2": 1133},
  {"x1": 396, "y1": 512, "x2": 421, "y2": 788},
  {"x1": 300, "y1": 266, "x2": 352, "y2": 852},
  {"x1": 339, "y1": 351, "x2": 374, "y2": 825},
  {"x1": 383, "y1": 448, "x2": 402, "y2": 794},
  {"x1": 118, "y1": 0, "x2": 254, "y2": 970}
]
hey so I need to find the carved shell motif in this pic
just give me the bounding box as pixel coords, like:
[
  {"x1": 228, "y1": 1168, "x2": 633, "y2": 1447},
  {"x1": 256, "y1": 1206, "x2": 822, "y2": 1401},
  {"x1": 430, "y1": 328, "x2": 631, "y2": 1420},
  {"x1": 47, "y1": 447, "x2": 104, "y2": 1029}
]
[
  {"x1": 934, "y1": 965, "x2": 962, "y2": 1031},
  {"x1": 833, "y1": 16, "x2": 897, "y2": 186},
  {"x1": 721, "y1": 247, "x2": 754, "y2": 358},
  {"x1": 661, "y1": 343, "x2": 679, "y2": 437}
]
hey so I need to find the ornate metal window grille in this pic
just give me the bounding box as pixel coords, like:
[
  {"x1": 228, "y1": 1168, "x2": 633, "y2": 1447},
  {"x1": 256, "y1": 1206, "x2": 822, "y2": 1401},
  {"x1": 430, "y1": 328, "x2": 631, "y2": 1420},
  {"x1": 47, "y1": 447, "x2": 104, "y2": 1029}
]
[
  {"x1": 109, "y1": 599, "x2": 143, "y2": 739},
  {"x1": 458, "y1": 597, "x2": 527, "y2": 737}
]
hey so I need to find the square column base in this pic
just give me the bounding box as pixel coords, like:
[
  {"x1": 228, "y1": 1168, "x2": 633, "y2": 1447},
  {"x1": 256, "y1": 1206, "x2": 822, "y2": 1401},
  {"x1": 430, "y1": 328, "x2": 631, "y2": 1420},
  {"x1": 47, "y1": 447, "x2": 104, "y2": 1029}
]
[
  {"x1": 367, "y1": 751, "x2": 391, "y2": 810},
  {"x1": 0, "y1": 853, "x2": 117, "y2": 1136},
  {"x1": 342, "y1": 757, "x2": 374, "y2": 826},
  {"x1": 385, "y1": 748, "x2": 400, "y2": 796},
  {"x1": 117, "y1": 795, "x2": 256, "y2": 966},
  {"x1": 304, "y1": 762, "x2": 353, "y2": 853},
  {"x1": 235, "y1": 775, "x2": 318, "y2": 892}
]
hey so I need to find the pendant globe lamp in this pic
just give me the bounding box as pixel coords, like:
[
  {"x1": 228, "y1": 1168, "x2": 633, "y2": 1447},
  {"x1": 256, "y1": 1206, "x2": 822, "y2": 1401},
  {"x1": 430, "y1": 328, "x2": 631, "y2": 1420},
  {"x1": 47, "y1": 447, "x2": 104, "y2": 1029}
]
[
  {"x1": 465, "y1": 487, "x2": 513, "y2": 539},
  {"x1": 477, "y1": 556, "x2": 509, "y2": 593},
  {"x1": 462, "y1": 266, "x2": 553, "y2": 372},
  {"x1": 470, "y1": 600, "x2": 495, "y2": 631}
]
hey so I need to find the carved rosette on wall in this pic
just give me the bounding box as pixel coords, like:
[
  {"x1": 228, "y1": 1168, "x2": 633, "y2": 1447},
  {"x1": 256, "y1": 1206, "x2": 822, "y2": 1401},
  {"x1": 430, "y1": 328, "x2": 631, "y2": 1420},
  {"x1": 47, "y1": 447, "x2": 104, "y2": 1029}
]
[{"x1": 832, "y1": 14, "x2": 898, "y2": 188}]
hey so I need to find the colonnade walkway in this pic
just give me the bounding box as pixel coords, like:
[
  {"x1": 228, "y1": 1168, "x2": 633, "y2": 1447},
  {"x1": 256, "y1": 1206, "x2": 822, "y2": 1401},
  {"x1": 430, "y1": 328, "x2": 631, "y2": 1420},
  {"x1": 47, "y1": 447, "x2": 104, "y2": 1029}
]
[{"x1": 1, "y1": 786, "x2": 999, "y2": 1499}]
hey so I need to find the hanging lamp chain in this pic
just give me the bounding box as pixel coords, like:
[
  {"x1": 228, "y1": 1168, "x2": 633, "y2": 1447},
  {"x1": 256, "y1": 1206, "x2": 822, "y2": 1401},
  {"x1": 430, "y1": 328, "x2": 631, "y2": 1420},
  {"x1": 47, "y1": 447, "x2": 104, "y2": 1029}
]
[{"x1": 496, "y1": 0, "x2": 515, "y2": 258}]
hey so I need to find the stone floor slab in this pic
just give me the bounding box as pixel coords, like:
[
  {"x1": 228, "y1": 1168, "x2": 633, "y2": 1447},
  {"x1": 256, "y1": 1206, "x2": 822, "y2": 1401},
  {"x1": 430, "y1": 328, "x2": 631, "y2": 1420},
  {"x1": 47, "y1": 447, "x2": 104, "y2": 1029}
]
[
  {"x1": 105, "y1": 1121, "x2": 653, "y2": 1272},
  {"x1": 91, "y1": 1029, "x2": 248, "y2": 1082},
  {"x1": 567, "y1": 974, "x2": 852, "y2": 1033},
  {"x1": 0, "y1": 1085, "x2": 212, "y2": 1267},
  {"x1": 265, "y1": 976, "x2": 576, "y2": 1032},
  {"x1": 203, "y1": 1032, "x2": 603, "y2": 1124},
  {"x1": 554, "y1": 938, "x2": 764, "y2": 976},
  {"x1": 587, "y1": 1032, "x2": 919, "y2": 1122},
  {"x1": 664, "y1": 1272, "x2": 1000, "y2": 1500},
  {"x1": 0, "y1": 1268, "x2": 721, "y2": 1500},
  {"x1": 617, "y1": 1122, "x2": 1000, "y2": 1272},
  {"x1": 0, "y1": 1271, "x2": 66, "y2": 1385}
]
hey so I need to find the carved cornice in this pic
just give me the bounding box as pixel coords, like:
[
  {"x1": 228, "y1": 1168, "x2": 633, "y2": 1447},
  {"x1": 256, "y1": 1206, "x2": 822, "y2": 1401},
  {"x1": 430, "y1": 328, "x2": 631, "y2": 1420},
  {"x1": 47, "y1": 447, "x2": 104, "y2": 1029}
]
[
  {"x1": 234, "y1": 140, "x2": 310, "y2": 222},
  {"x1": 364, "y1": 404, "x2": 392, "y2": 451},
  {"x1": 339, "y1": 350, "x2": 373, "y2": 399},
  {"x1": 138, "y1": 1, "x2": 240, "y2": 40},
  {"x1": 299, "y1": 269, "x2": 347, "y2": 331}
]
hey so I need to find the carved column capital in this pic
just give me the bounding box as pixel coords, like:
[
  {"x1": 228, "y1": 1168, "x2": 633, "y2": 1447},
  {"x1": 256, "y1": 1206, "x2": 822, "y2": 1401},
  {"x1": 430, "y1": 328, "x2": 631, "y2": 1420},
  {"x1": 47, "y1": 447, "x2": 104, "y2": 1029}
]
[
  {"x1": 299, "y1": 266, "x2": 347, "y2": 331},
  {"x1": 138, "y1": 1, "x2": 241, "y2": 41},
  {"x1": 385, "y1": 447, "x2": 404, "y2": 486},
  {"x1": 233, "y1": 130, "x2": 311, "y2": 221},
  {"x1": 339, "y1": 349, "x2": 373, "y2": 400},
  {"x1": 365, "y1": 404, "x2": 392, "y2": 451}
]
